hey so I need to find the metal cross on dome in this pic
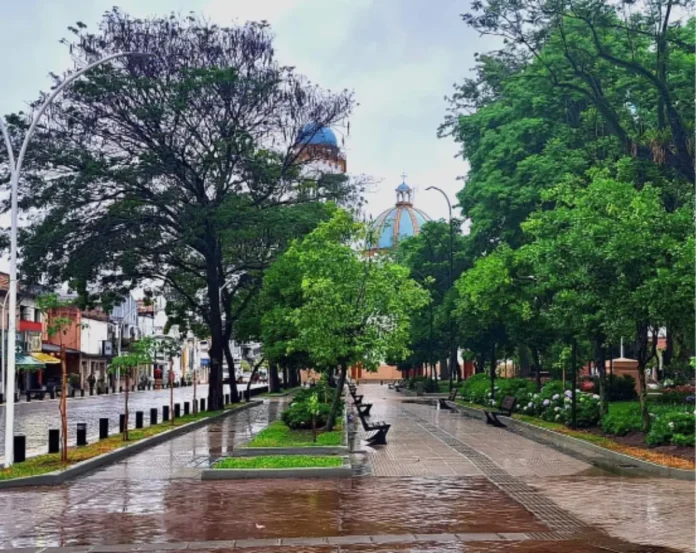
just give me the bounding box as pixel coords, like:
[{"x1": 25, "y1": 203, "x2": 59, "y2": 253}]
[{"x1": 400, "y1": 172, "x2": 407, "y2": 182}]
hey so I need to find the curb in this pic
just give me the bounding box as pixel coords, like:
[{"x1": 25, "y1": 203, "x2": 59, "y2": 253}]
[
  {"x1": 446, "y1": 401, "x2": 695, "y2": 481},
  {"x1": 232, "y1": 445, "x2": 349, "y2": 456},
  {"x1": 202, "y1": 456, "x2": 352, "y2": 480},
  {"x1": 0, "y1": 401, "x2": 262, "y2": 489}
]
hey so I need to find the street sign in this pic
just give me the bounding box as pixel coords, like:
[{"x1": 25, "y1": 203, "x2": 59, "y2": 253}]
[{"x1": 102, "y1": 340, "x2": 113, "y2": 356}]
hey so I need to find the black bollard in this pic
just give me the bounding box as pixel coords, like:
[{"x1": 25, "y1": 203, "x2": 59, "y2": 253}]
[
  {"x1": 99, "y1": 418, "x2": 109, "y2": 440},
  {"x1": 80, "y1": 389, "x2": 85, "y2": 397},
  {"x1": 135, "y1": 411, "x2": 144, "y2": 429},
  {"x1": 26, "y1": 393, "x2": 31, "y2": 402},
  {"x1": 14, "y1": 435, "x2": 26, "y2": 463},
  {"x1": 76, "y1": 423, "x2": 87, "y2": 446},
  {"x1": 0, "y1": 392, "x2": 4, "y2": 404},
  {"x1": 48, "y1": 429, "x2": 60, "y2": 453},
  {"x1": 14, "y1": 392, "x2": 18, "y2": 402},
  {"x1": 119, "y1": 414, "x2": 126, "y2": 433},
  {"x1": 50, "y1": 389, "x2": 55, "y2": 400},
  {"x1": 225, "y1": 394, "x2": 230, "y2": 405},
  {"x1": 174, "y1": 403, "x2": 181, "y2": 418},
  {"x1": 200, "y1": 398, "x2": 206, "y2": 412},
  {"x1": 184, "y1": 401, "x2": 191, "y2": 415},
  {"x1": 162, "y1": 405, "x2": 170, "y2": 422},
  {"x1": 150, "y1": 408, "x2": 158, "y2": 426},
  {"x1": 119, "y1": 386, "x2": 123, "y2": 393}
]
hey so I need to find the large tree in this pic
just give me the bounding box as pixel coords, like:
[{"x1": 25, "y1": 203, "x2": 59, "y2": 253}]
[
  {"x1": 264, "y1": 210, "x2": 428, "y2": 430},
  {"x1": 4, "y1": 10, "x2": 361, "y2": 410}
]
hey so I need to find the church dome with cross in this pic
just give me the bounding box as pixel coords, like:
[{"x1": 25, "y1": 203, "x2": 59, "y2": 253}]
[{"x1": 370, "y1": 176, "x2": 431, "y2": 251}]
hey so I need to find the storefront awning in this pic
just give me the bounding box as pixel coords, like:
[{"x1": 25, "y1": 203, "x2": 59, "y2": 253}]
[
  {"x1": 31, "y1": 352, "x2": 61, "y2": 364},
  {"x1": 17, "y1": 354, "x2": 45, "y2": 367}
]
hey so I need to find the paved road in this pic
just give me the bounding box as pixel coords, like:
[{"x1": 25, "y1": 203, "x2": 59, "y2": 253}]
[
  {"x1": 0, "y1": 383, "x2": 266, "y2": 459},
  {"x1": 0, "y1": 388, "x2": 691, "y2": 553}
]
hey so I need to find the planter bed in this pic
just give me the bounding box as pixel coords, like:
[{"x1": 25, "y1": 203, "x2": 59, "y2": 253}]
[
  {"x1": 202, "y1": 455, "x2": 351, "y2": 479},
  {"x1": 0, "y1": 401, "x2": 261, "y2": 488},
  {"x1": 233, "y1": 418, "x2": 349, "y2": 456},
  {"x1": 444, "y1": 400, "x2": 694, "y2": 480}
]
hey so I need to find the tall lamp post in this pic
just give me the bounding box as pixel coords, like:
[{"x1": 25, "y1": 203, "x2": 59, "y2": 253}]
[
  {"x1": 0, "y1": 51, "x2": 151, "y2": 468},
  {"x1": 425, "y1": 186, "x2": 457, "y2": 390}
]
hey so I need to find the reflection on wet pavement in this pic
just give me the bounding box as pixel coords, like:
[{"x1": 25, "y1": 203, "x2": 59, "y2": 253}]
[{"x1": 0, "y1": 387, "x2": 692, "y2": 553}]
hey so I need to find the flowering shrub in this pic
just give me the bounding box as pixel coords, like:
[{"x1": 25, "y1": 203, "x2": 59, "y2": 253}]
[
  {"x1": 646, "y1": 411, "x2": 696, "y2": 446},
  {"x1": 460, "y1": 376, "x2": 601, "y2": 428}
]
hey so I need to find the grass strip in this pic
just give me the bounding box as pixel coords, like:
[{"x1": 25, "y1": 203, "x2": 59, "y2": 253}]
[
  {"x1": 0, "y1": 403, "x2": 245, "y2": 481},
  {"x1": 455, "y1": 400, "x2": 695, "y2": 471},
  {"x1": 214, "y1": 455, "x2": 342, "y2": 469},
  {"x1": 247, "y1": 420, "x2": 342, "y2": 447}
]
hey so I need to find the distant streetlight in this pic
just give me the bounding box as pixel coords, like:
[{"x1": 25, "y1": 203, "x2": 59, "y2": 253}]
[
  {"x1": 425, "y1": 186, "x2": 457, "y2": 390},
  {"x1": 0, "y1": 51, "x2": 153, "y2": 468}
]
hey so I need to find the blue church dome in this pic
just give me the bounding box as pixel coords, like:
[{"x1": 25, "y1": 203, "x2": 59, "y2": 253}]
[
  {"x1": 371, "y1": 178, "x2": 431, "y2": 250},
  {"x1": 297, "y1": 123, "x2": 338, "y2": 147}
]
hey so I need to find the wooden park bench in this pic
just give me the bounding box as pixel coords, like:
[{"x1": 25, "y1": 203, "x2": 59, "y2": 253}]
[
  {"x1": 356, "y1": 402, "x2": 372, "y2": 417},
  {"x1": 438, "y1": 388, "x2": 458, "y2": 409},
  {"x1": 483, "y1": 395, "x2": 516, "y2": 428},
  {"x1": 358, "y1": 408, "x2": 390, "y2": 445}
]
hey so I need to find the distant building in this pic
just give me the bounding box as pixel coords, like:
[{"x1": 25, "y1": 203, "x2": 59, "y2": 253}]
[{"x1": 368, "y1": 178, "x2": 431, "y2": 253}]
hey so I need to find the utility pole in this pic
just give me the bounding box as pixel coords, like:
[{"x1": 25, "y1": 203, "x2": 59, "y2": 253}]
[{"x1": 426, "y1": 186, "x2": 457, "y2": 390}]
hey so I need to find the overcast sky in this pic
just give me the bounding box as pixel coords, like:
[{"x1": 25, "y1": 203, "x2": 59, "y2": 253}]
[{"x1": 0, "y1": 0, "x2": 492, "y2": 234}]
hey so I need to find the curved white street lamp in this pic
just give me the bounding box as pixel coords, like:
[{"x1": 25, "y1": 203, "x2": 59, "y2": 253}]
[{"x1": 0, "y1": 51, "x2": 152, "y2": 468}]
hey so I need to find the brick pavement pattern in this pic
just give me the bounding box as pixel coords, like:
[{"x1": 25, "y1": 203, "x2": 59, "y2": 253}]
[
  {"x1": 0, "y1": 386, "x2": 692, "y2": 553},
  {"x1": 0, "y1": 383, "x2": 265, "y2": 459}
]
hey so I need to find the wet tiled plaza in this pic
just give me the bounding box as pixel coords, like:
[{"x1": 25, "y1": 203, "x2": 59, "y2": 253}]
[{"x1": 0, "y1": 385, "x2": 692, "y2": 552}]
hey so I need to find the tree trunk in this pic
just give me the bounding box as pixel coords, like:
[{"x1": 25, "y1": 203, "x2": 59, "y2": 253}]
[
  {"x1": 635, "y1": 322, "x2": 652, "y2": 432},
  {"x1": 289, "y1": 367, "x2": 299, "y2": 388},
  {"x1": 223, "y1": 342, "x2": 240, "y2": 403},
  {"x1": 282, "y1": 364, "x2": 289, "y2": 389},
  {"x1": 59, "y1": 344, "x2": 68, "y2": 463},
  {"x1": 269, "y1": 362, "x2": 280, "y2": 393},
  {"x1": 663, "y1": 326, "x2": 674, "y2": 372},
  {"x1": 325, "y1": 364, "x2": 347, "y2": 431},
  {"x1": 570, "y1": 339, "x2": 577, "y2": 430},
  {"x1": 245, "y1": 359, "x2": 264, "y2": 402},
  {"x1": 532, "y1": 346, "x2": 542, "y2": 391},
  {"x1": 439, "y1": 357, "x2": 449, "y2": 380},
  {"x1": 124, "y1": 372, "x2": 130, "y2": 441},
  {"x1": 594, "y1": 338, "x2": 608, "y2": 416},
  {"x1": 489, "y1": 343, "x2": 496, "y2": 400},
  {"x1": 169, "y1": 369, "x2": 174, "y2": 425},
  {"x1": 518, "y1": 345, "x2": 531, "y2": 377},
  {"x1": 205, "y1": 252, "x2": 224, "y2": 411}
]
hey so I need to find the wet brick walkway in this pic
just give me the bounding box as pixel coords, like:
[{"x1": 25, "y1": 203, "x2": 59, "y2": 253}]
[
  {"x1": 0, "y1": 383, "x2": 265, "y2": 459},
  {"x1": 0, "y1": 386, "x2": 691, "y2": 553}
]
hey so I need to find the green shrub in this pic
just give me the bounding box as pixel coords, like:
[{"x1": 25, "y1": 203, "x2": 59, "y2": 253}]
[
  {"x1": 601, "y1": 410, "x2": 642, "y2": 436},
  {"x1": 460, "y1": 373, "x2": 491, "y2": 405},
  {"x1": 592, "y1": 375, "x2": 637, "y2": 402},
  {"x1": 406, "y1": 376, "x2": 439, "y2": 393},
  {"x1": 293, "y1": 382, "x2": 335, "y2": 405},
  {"x1": 671, "y1": 433, "x2": 695, "y2": 447},
  {"x1": 645, "y1": 411, "x2": 695, "y2": 446},
  {"x1": 282, "y1": 401, "x2": 332, "y2": 429},
  {"x1": 646, "y1": 420, "x2": 672, "y2": 446}
]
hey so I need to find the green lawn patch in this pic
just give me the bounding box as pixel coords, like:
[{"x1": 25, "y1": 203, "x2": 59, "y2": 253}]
[
  {"x1": 247, "y1": 420, "x2": 342, "y2": 447},
  {"x1": 0, "y1": 403, "x2": 244, "y2": 481},
  {"x1": 214, "y1": 455, "x2": 342, "y2": 469}
]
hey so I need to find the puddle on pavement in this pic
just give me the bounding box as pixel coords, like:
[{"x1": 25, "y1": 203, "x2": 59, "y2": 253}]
[{"x1": 3, "y1": 477, "x2": 549, "y2": 547}]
